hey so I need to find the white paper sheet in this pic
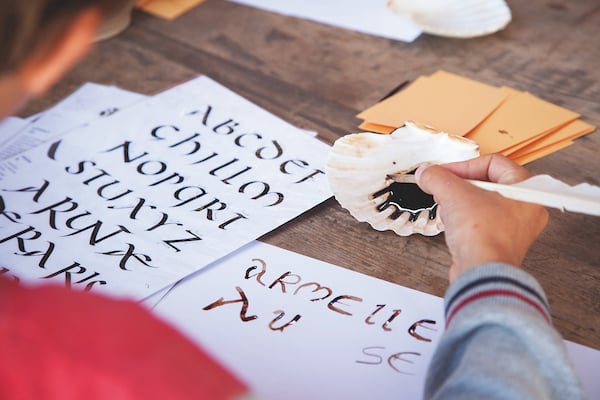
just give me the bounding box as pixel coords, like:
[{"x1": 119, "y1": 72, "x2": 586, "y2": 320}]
[
  {"x1": 154, "y1": 241, "x2": 444, "y2": 399},
  {"x1": 0, "y1": 83, "x2": 146, "y2": 161},
  {"x1": 152, "y1": 241, "x2": 600, "y2": 400},
  {"x1": 0, "y1": 117, "x2": 28, "y2": 148},
  {"x1": 0, "y1": 76, "x2": 332, "y2": 300},
  {"x1": 564, "y1": 340, "x2": 600, "y2": 398},
  {"x1": 228, "y1": 0, "x2": 422, "y2": 42}
]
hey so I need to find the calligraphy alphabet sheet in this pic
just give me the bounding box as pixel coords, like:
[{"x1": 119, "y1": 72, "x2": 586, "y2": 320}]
[
  {"x1": 153, "y1": 241, "x2": 600, "y2": 400},
  {"x1": 0, "y1": 77, "x2": 332, "y2": 300}
]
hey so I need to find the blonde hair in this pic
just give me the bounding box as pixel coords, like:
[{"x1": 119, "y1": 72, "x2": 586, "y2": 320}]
[{"x1": 0, "y1": 0, "x2": 121, "y2": 73}]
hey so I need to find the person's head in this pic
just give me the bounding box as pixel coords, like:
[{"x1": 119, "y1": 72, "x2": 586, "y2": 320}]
[{"x1": 0, "y1": 0, "x2": 121, "y2": 119}]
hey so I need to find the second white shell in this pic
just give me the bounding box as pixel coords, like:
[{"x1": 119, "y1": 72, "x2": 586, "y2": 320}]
[
  {"x1": 387, "y1": 0, "x2": 512, "y2": 39},
  {"x1": 326, "y1": 122, "x2": 480, "y2": 236}
]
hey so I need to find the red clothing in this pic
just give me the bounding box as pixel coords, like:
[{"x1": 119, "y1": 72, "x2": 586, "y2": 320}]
[{"x1": 0, "y1": 278, "x2": 248, "y2": 399}]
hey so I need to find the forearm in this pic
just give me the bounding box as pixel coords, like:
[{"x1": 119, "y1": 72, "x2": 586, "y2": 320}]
[{"x1": 424, "y1": 263, "x2": 585, "y2": 400}]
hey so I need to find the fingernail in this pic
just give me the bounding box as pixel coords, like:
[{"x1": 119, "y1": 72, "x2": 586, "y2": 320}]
[{"x1": 414, "y1": 164, "x2": 430, "y2": 183}]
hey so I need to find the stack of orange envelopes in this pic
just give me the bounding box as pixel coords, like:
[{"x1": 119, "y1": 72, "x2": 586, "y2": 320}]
[{"x1": 357, "y1": 70, "x2": 596, "y2": 165}]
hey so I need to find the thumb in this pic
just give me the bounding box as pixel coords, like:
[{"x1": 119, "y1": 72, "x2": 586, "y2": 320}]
[{"x1": 415, "y1": 164, "x2": 475, "y2": 206}]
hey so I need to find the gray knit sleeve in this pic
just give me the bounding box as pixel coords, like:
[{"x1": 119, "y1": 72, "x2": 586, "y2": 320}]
[{"x1": 423, "y1": 262, "x2": 585, "y2": 400}]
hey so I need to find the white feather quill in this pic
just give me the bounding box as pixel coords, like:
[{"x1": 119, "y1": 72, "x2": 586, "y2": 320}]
[{"x1": 387, "y1": 174, "x2": 600, "y2": 216}]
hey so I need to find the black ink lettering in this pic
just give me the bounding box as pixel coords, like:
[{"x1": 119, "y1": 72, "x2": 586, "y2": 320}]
[
  {"x1": 234, "y1": 133, "x2": 261, "y2": 148},
  {"x1": 41, "y1": 263, "x2": 105, "y2": 291},
  {"x1": 137, "y1": 160, "x2": 167, "y2": 176},
  {"x1": 30, "y1": 197, "x2": 78, "y2": 229},
  {"x1": 208, "y1": 158, "x2": 248, "y2": 179},
  {"x1": 64, "y1": 160, "x2": 96, "y2": 176},
  {"x1": 104, "y1": 141, "x2": 149, "y2": 163},
  {"x1": 149, "y1": 172, "x2": 185, "y2": 187},
  {"x1": 186, "y1": 105, "x2": 212, "y2": 125},
  {"x1": 146, "y1": 212, "x2": 183, "y2": 232},
  {"x1": 73, "y1": 272, "x2": 107, "y2": 291},
  {"x1": 96, "y1": 181, "x2": 133, "y2": 201},
  {"x1": 220, "y1": 166, "x2": 252, "y2": 185},
  {"x1": 213, "y1": 119, "x2": 238, "y2": 135},
  {"x1": 82, "y1": 170, "x2": 110, "y2": 184},
  {"x1": 255, "y1": 140, "x2": 283, "y2": 160},
  {"x1": 170, "y1": 133, "x2": 202, "y2": 156},
  {"x1": 238, "y1": 181, "x2": 284, "y2": 206},
  {"x1": 28, "y1": 241, "x2": 56, "y2": 269},
  {"x1": 280, "y1": 160, "x2": 325, "y2": 184},
  {"x1": 295, "y1": 169, "x2": 325, "y2": 184},
  {"x1": 0, "y1": 226, "x2": 42, "y2": 251},
  {"x1": 163, "y1": 229, "x2": 202, "y2": 252},
  {"x1": 151, "y1": 125, "x2": 180, "y2": 140},
  {"x1": 172, "y1": 186, "x2": 207, "y2": 207},
  {"x1": 0, "y1": 195, "x2": 21, "y2": 223},
  {"x1": 218, "y1": 213, "x2": 247, "y2": 229},
  {"x1": 46, "y1": 140, "x2": 62, "y2": 160},
  {"x1": 3, "y1": 180, "x2": 50, "y2": 203},
  {"x1": 41, "y1": 263, "x2": 87, "y2": 288},
  {"x1": 64, "y1": 220, "x2": 130, "y2": 245},
  {"x1": 99, "y1": 243, "x2": 154, "y2": 270},
  {"x1": 192, "y1": 199, "x2": 227, "y2": 220},
  {"x1": 190, "y1": 152, "x2": 218, "y2": 165}
]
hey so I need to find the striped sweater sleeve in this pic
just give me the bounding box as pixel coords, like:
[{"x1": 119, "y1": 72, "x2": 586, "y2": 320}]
[{"x1": 424, "y1": 262, "x2": 585, "y2": 400}]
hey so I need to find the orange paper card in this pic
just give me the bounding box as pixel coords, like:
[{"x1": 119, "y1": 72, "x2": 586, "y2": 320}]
[
  {"x1": 357, "y1": 121, "x2": 395, "y2": 134},
  {"x1": 357, "y1": 70, "x2": 508, "y2": 136},
  {"x1": 136, "y1": 0, "x2": 205, "y2": 20},
  {"x1": 507, "y1": 119, "x2": 595, "y2": 158},
  {"x1": 465, "y1": 91, "x2": 580, "y2": 155},
  {"x1": 512, "y1": 140, "x2": 574, "y2": 165}
]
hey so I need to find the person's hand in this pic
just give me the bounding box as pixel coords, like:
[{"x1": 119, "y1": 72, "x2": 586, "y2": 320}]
[{"x1": 415, "y1": 154, "x2": 548, "y2": 282}]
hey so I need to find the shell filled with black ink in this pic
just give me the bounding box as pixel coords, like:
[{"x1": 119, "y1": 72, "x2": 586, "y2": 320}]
[{"x1": 326, "y1": 122, "x2": 480, "y2": 236}]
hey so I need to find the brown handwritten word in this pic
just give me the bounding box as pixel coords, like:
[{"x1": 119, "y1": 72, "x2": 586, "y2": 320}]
[
  {"x1": 356, "y1": 346, "x2": 421, "y2": 375},
  {"x1": 201, "y1": 257, "x2": 438, "y2": 336}
]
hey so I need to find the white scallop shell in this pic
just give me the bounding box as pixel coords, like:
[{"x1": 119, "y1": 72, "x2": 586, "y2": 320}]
[
  {"x1": 387, "y1": 0, "x2": 512, "y2": 38},
  {"x1": 326, "y1": 122, "x2": 480, "y2": 236}
]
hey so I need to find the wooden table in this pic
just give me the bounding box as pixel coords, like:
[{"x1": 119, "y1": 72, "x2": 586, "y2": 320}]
[{"x1": 21, "y1": 0, "x2": 600, "y2": 349}]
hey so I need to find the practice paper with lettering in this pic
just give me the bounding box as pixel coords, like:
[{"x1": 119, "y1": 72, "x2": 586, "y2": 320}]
[
  {"x1": 153, "y1": 241, "x2": 444, "y2": 400},
  {"x1": 0, "y1": 76, "x2": 332, "y2": 300},
  {"x1": 0, "y1": 117, "x2": 27, "y2": 148},
  {"x1": 0, "y1": 83, "x2": 146, "y2": 161},
  {"x1": 152, "y1": 241, "x2": 600, "y2": 400}
]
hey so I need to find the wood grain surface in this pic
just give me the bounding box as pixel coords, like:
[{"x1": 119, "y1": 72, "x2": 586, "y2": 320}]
[{"x1": 20, "y1": 0, "x2": 600, "y2": 349}]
